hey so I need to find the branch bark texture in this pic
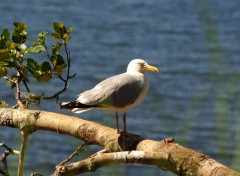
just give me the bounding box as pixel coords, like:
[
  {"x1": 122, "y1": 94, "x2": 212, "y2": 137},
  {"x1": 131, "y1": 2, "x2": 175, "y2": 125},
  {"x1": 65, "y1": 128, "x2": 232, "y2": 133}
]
[{"x1": 0, "y1": 108, "x2": 239, "y2": 176}]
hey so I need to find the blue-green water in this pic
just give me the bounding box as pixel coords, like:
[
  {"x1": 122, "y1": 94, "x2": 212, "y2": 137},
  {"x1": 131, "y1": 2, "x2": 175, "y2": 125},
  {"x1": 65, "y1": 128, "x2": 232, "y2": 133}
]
[{"x1": 1, "y1": 0, "x2": 240, "y2": 175}]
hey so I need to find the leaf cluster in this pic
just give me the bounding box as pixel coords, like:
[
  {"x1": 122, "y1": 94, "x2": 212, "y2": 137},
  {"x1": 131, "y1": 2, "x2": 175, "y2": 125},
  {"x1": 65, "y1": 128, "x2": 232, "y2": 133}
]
[
  {"x1": 0, "y1": 22, "x2": 74, "y2": 107},
  {"x1": 0, "y1": 101, "x2": 8, "y2": 108}
]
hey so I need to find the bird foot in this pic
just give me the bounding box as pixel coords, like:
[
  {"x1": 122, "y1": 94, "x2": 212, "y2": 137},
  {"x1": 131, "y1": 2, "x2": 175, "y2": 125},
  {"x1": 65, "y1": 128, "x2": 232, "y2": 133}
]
[{"x1": 117, "y1": 130, "x2": 126, "y2": 135}]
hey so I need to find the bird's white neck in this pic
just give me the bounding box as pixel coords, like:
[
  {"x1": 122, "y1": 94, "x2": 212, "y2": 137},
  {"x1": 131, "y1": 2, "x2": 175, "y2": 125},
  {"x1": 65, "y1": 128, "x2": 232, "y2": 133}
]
[{"x1": 127, "y1": 67, "x2": 145, "y2": 74}]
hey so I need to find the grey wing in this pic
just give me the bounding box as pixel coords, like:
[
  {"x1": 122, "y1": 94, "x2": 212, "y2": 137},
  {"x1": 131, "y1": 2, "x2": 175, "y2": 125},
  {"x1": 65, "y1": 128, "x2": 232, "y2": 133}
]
[
  {"x1": 111, "y1": 76, "x2": 144, "y2": 108},
  {"x1": 77, "y1": 74, "x2": 143, "y2": 108}
]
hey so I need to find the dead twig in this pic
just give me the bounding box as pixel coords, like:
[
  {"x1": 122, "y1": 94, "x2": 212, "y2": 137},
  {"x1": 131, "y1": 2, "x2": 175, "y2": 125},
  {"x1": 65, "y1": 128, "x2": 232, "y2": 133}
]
[
  {"x1": 57, "y1": 144, "x2": 86, "y2": 167},
  {"x1": 0, "y1": 142, "x2": 19, "y2": 176}
]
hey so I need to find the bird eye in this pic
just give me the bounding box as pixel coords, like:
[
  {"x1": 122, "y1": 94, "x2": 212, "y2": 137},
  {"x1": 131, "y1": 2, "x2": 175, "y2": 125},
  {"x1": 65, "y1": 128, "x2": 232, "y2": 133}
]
[{"x1": 139, "y1": 62, "x2": 145, "y2": 67}]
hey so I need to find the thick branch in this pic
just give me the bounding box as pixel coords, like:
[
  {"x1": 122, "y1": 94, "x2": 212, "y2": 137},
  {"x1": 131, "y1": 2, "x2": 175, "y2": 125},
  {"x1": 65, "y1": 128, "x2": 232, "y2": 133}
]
[
  {"x1": 54, "y1": 139, "x2": 240, "y2": 176},
  {"x1": 0, "y1": 108, "x2": 239, "y2": 176},
  {"x1": 54, "y1": 151, "x2": 167, "y2": 176}
]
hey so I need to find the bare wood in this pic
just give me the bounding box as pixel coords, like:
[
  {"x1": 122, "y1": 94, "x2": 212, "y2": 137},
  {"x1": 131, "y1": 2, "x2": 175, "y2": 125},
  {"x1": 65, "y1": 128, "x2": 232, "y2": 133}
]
[
  {"x1": 18, "y1": 131, "x2": 29, "y2": 176},
  {"x1": 0, "y1": 108, "x2": 239, "y2": 176},
  {"x1": 54, "y1": 151, "x2": 167, "y2": 176}
]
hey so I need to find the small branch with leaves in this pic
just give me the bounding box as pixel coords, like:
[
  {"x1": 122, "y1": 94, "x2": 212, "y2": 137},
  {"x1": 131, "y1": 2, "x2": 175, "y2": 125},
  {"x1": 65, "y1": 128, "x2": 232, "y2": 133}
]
[
  {"x1": 0, "y1": 21, "x2": 76, "y2": 176},
  {"x1": 0, "y1": 22, "x2": 76, "y2": 108},
  {"x1": 43, "y1": 41, "x2": 76, "y2": 100}
]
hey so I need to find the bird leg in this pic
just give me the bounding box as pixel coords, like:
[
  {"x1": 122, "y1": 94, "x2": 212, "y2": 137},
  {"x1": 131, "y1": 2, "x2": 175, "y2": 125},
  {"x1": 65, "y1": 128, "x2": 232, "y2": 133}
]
[
  {"x1": 116, "y1": 111, "x2": 127, "y2": 135},
  {"x1": 116, "y1": 111, "x2": 120, "y2": 133},
  {"x1": 123, "y1": 112, "x2": 127, "y2": 134}
]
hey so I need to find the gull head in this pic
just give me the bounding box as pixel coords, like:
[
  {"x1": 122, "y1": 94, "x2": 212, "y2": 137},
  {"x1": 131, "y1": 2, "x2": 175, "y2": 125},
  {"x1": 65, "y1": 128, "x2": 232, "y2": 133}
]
[{"x1": 127, "y1": 59, "x2": 159, "y2": 74}]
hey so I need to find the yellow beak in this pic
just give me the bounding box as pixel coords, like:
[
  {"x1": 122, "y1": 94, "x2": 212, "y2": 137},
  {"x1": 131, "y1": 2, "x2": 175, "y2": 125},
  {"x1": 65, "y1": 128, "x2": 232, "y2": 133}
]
[{"x1": 145, "y1": 64, "x2": 159, "y2": 72}]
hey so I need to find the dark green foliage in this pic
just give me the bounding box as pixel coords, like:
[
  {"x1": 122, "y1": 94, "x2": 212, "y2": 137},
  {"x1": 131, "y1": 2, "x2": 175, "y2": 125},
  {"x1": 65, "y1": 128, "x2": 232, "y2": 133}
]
[
  {"x1": 0, "y1": 21, "x2": 74, "y2": 106},
  {"x1": 0, "y1": 28, "x2": 10, "y2": 49},
  {"x1": 51, "y1": 22, "x2": 73, "y2": 42},
  {"x1": 12, "y1": 22, "x2": 27, "y2": 44},
  {"x1": 0, "y1": 21, "x2": 72, "y2": 80}
]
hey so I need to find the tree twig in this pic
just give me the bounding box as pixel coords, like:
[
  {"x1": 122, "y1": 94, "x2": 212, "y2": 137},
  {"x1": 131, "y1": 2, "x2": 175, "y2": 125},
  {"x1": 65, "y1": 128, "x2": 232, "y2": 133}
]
[
  {"x1": 22, "y1": 80, "x2": 30, "y2": 93},
  {"x1": 17, "y1": 131, "x2": 29, "y2": 176},
  {"x1": 57, "y1": 144, "x2": 86, "y2": 167},
  {"x1": 43, "y1": 42, "x2": 76, "y2": 101},
  {"x1": 3, "y1": 77, "x2": 25, "y2": 108},
  {"x1": 0, "y1": 142, "x2": 19, "y2": 176}
]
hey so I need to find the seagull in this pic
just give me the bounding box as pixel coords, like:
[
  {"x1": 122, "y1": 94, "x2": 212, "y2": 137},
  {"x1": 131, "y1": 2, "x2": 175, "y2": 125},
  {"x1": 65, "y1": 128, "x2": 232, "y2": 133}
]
[{"x1": 60, "y1": 59, "x2": 158, "y2": 134}]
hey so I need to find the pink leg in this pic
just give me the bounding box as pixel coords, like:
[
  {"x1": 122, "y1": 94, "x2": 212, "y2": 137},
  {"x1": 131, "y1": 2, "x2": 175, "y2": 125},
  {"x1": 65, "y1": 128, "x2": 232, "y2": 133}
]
[
  {"x1": 116, "y1": 111, "x2": 120, "y2": 133},
  {"x1": 123, "y1": 112, "x2": 126, "y2": 134}
]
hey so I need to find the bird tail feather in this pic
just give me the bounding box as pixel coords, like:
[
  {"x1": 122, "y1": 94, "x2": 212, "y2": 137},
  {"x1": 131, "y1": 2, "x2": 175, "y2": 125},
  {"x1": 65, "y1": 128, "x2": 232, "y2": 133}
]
[{"x1": 59, "y1": 102, "x2": 97, "y2": 113}]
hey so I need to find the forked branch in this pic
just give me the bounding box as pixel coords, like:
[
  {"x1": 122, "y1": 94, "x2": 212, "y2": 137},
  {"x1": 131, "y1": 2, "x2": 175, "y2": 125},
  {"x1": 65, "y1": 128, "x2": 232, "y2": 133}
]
[
  {"x1": 0, "y1": 142, "x2": 19, "y2": 176},
  {"x1": 43, "y1": 42, "x2": 76, "y2": 100},
  {"x1": 0, "y1": 108, "x2": 239, "y2": 176}
]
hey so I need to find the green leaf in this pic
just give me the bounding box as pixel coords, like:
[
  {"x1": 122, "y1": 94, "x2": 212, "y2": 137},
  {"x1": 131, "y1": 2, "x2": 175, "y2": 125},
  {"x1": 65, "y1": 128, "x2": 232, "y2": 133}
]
[
  {"x1": 37, "y1": 31, "x2": 48, "y2": 45},
  {"x1": 27, "y1": 58, "x2": 39, "y2": 70},
  {"x1": 51, "y1": 43, "x2": 62, "y2": 56},
  {"x1": 0, "y1": 49, "x2": 11, "y2": 60},
  {"x1": 53, "y1": 64, "x2": 65, "y2": 76},
  {"x1": 63, "y1": 33, "x2": 70, "y2": 42},
  {"x1": 26, "y1": 58, "x2": 53, "y2": 82},
  {"x1": 52, "y1": 54, "x2": 66, "y2": 76},
  {"x1": 54, "y1": 42, "x2": 62, "y2": 52},
  {"x1": 51, "y1": 33, "x2": 61, "y2": 40},
  {"x1": 0, "y1": 28, "x2": 10, "y2": 49},
  {"x1": 67, "y1": 27, "x2": 73, "y2": 35},
  {"x1": 51, "y1": 54, "x2": 65, "y2": 66},
  {"x1": 41, "y1": 61, "x2": 51, "y2": 72},
  {"x1": 25, "y1": 44, "x2": 46, "y2": 54},
  {"x1": 63, "y1": 27, "x2": 73, "y2": 42},
  {"x1": 51, "y1": 22, "x2": 73, "y2": 43},
  {"x1": 1, "y1": 28, "x2": 10, "y2": 41},
  {"x1": 0, "y1": 61, "x2": 9, "y2": 67},
  {"x1": 0, "y1": 61, "x2": 15, "y2": 69},
  {"x1": 56, "y1": 54, "x2": 66, "y2": 66},
  {"x1": 52, "y1": 21, "x2": 67, "y2": 35},
  {"x1": 0, "y1": 50, "x2": 15, "y2": 68},
  {"x1": 37, "y1": 73, "x2": 52, "y2": 82},
  {"x1": 7, "y1": 42, "x2": 16, "y2": 50},
  {"x1": 26, "y1": 59, "x2": 52, "y2": 82},
  {"x1": 33, "y1": 69, "x2": 52, "y2": 82},
  {"x1": 0, "y1": 101, "x2": 8, "y2": 108},
  {"x1": 12, "y1": 22, "x2": 27, "y2": 44},
  {"x1": 0, "y1": 66, "x2": 8, "y2": 78}
]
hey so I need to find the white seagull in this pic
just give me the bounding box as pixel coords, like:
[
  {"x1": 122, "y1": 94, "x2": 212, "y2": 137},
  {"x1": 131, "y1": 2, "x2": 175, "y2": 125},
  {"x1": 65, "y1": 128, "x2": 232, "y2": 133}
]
[{"x1": 60, "y1": 59, "x2": 158, "y2": 134}]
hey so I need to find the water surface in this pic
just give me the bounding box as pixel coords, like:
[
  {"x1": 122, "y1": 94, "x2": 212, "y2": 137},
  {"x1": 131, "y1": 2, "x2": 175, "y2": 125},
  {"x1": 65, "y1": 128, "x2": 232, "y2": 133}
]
[{"x1": 1, "y1": 0, "x2": 240, "y2": 175}]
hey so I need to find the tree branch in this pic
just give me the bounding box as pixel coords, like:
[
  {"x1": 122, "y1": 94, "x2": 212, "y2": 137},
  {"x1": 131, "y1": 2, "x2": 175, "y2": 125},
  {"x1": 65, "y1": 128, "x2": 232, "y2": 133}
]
[
  {"x1": 0, "y1": 142, "x2": 19, "y2": 176},
  {"x1": 54, "y1": 150, "x2": 168, "y2": 176},
  {"x1": 56, "y1": 144, "x2": 86, "y2": 167},
  {"x1": 0, "y1": 108, "x2": 239, "y2": 176},
  {"x1": 43, "y1": 42, "x2": 76, "y2": 101},
  {"x1": 3, "y1": 77, "x2": 25, "y2": 108},
  {"x1": 17, "y1": 131, "x2": 29, "y2": 176}
]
